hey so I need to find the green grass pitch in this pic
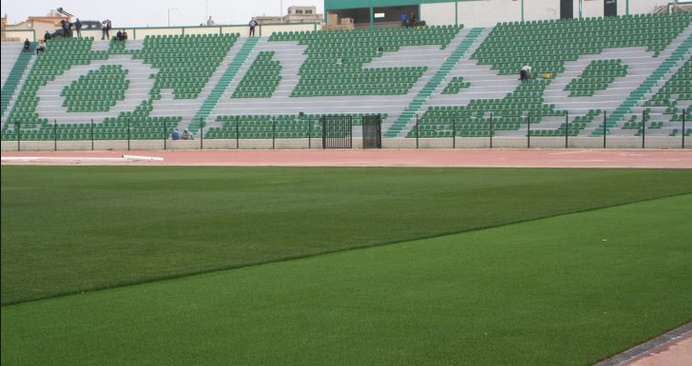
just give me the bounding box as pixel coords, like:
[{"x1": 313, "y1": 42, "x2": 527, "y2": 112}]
[{"x1": 2, "y1": 166, "x2": 691, "y2": 365}]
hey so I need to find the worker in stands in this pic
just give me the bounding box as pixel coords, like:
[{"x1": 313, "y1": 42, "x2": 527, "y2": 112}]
[{"x1": 520, "y1": 64, "x2": 532, "y2": 81}]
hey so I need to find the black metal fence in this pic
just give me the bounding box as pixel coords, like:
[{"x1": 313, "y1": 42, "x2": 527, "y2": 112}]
[
  {"x1": 3, "y1": 118, "x2": 203, "y2": 151},
  {"x1": 321, "y1": 115, "x2": 353, "y2": 149},
  {"x1": 1, "y1": 110, "x2": 689, "y2": 151},
  {"x1": 410, "y1": 109, "x2": 688, "y2": 149}
]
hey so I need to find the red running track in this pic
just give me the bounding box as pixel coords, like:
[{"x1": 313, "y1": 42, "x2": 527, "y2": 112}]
[{"x1": 2, "y1": 149, "x2": 692, "y2": 168}]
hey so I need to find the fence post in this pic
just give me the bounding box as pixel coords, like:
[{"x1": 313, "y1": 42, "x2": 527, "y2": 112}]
[
  {"x1": 53, "y1": 119, "x2": 57, "y2": 151},
  {"x1": 603, "y1": 110, "x2": 607, "y2": 149},
  {"x1": 308, "y1": 117, "x2": 312, "y2": 149},
  {"x1": 452, "y1": 115, "x2": 456, "y2": 149},
  {"x1": 564, "y1": 111, "x2": 569, "y2": 149},
  {"x1": 272, "y1": 117, "x2": 276, "y2": 150},
  {"x1": 526, "y1": 112, "x2": 531, "y2": 149},
  {"x1": 683, "y1": 109, "x2": 687, "y2": 149},
  {"x1": 489, "y1": 112, "x2": 494, "y2": 149},
  {"x1": 416, "y1": 114, "x2": 419, "y2": 149},
  {"x1": 236, "y1": 116, "x2": 240, "y2": 149},
  {"x1": 16, "y1": 118, "x2": 22, "y2": 151},
  {"x1": 127, "y1": 118, "x2": 131, "y2": 151},
  {"x1": 321, "y1": 116, "x2": 326, "y2": 149},
  {"x1": 163, "y1": 121, "x2": 168, "y2": 150},
  {"x1": 199, "y1": 117, "x2": 204, "y2": 150},
  {"x1": 641, "y1": 110, "x2": 646, "y2": 149},
  {"x1": 91, "y1": 119, "x2": 95, "y2": 151}
]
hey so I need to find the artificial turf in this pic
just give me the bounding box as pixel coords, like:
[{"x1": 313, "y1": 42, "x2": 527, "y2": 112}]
[
  {"x1": 2, "y1": 166, "x2": 691, "y2": 305},
  {"x1": 2, "y1": 192, "x2": 691, "y2": 365}
]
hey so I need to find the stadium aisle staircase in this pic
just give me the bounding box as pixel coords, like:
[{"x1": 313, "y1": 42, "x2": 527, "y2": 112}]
[
  {"x1": 384, "y1": 28, "x2": 484, "y2": 137},
  {"x1": 1, "y1": 46, "x2": 33, "y2": 118},
  {"x1": 592, "y1": 23, "x2": 692, "y2": 136},
  {"x1": 188, "y1": 36, "x2": 259, "y2": 133}
]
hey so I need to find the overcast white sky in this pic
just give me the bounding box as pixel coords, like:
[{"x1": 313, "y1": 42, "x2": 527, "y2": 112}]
[{"x1": 1, "y1": 0, "x2": 324, "y2": 27}]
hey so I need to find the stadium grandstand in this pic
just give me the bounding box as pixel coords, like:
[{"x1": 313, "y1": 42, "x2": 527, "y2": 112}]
[{"x1": 1, "y1": 0, "x2": 691, "y2": 150}]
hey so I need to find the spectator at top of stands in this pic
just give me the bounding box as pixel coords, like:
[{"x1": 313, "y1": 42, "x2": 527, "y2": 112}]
[
  {"x1": 44, "y1": 31, "x2": 52, "y2": 41},
  {"x1": 61, "y1": 19, "x2": 71, "y2": 37},
  {"x1": 36, "y1": 40, "x2": 46, "y2": 55},
  {"x1": 116, "y1": 30, "x2": 128, "y2": 41},
  {"x1": 207, "y1": 16, "x2": 215, "y2": 26},
  {"x1": 249, "y1": 18, "x2": 258, "y2": 36},
  {"x1": 400, "y1": 11, "x2": 408, "y2": 28},
  {"x1": 409, "y1": 11, "x2": 416, "y2": 27},
  {"x1": 23, "y1": 38, "x2": 31, "y2": 52},
  {"x1": 75, "y1": 18, "x2": 82, "y2": 38},
  {"x1": 102, "y1": 20, "x2": 111, "y2": 40}
]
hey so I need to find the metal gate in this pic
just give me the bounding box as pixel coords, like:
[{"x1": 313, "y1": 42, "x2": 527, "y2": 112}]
[
  {"x1": 560, "y1": 0, "x2": 574, "y2": 19},
  {"x1": 362, "y1": 115, "x2": 382, "y2": 149},
  {"x1": 604, "y1": 0, "x2": 617, "y2": 17},
  {"x1": 322, "y1": 115, "x2": 352, "y2": 149}
]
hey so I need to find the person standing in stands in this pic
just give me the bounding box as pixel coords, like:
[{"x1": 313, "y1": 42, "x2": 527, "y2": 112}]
[
  {"x1": 249, "y1": 18, "x2": 258, "y2": 36},
  {"x1": 106, "y1": 20, "x2": 112, "y2": 39},
  {"x1": 409, "y1": 11, "x2": 416, "y2": 27},
  {"x1": 75, "y1": 18, "x2": 82, "y2": 38},
  {"x1": 400, "y1": 11, "x2": 408, "y2": 28},
  {"x1": 207, "y1": 16, "x2": 215, "y2": 26},
  {"x1": 101, "y1": 20, "x2": 108, "y2": 40},
  {"x1": 44, "y1": 31, "x2": 52, "y2": 41},
  {"x1": 23, "y1": 38, "x2": 31, "y2": 52}
]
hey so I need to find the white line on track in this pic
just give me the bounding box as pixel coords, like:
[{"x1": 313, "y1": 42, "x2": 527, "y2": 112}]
[
  {"x1": 122, "y1": 155, "x2": 164, "y2": 161},
  {"x1": 2, "y1": 155, "x2": 164, "y2": 163}
]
